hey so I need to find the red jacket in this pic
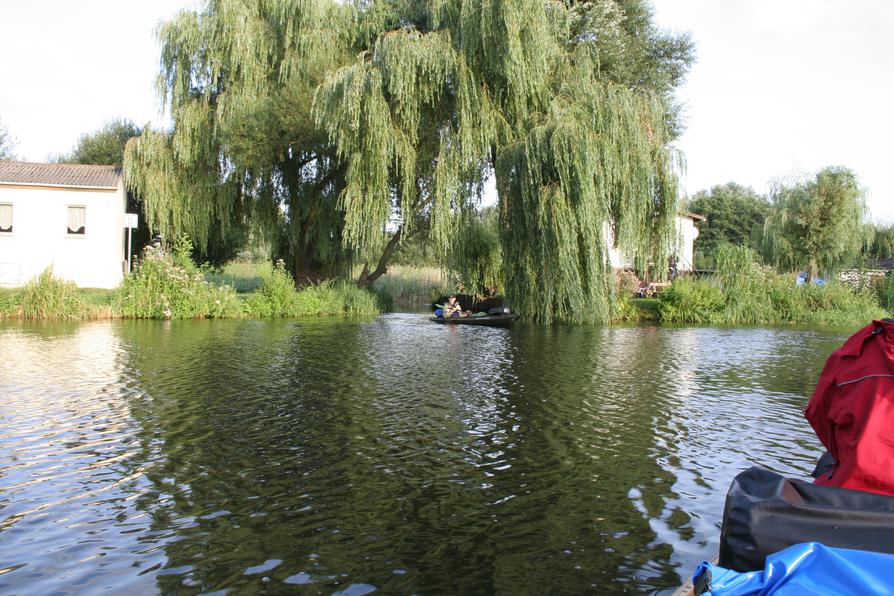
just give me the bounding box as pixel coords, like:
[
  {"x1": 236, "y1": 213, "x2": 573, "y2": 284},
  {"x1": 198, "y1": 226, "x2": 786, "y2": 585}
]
[{"x1": 805, "y1": 319, "x2": 894, "y2": 496}]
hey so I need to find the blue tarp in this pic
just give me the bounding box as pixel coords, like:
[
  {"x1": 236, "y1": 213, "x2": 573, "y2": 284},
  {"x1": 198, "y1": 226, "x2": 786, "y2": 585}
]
[{"x1": 693, "y1": 542, "x2": 894, "y2": 595}]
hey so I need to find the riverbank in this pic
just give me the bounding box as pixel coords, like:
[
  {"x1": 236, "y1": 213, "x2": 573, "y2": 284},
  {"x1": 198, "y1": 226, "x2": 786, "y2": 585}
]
[
  {"x1": 0, "y1": 253, "x2": 382, "y2": 321},
  {"x1": 1, "y1": 249, "x2": 886, "y2": 326}
]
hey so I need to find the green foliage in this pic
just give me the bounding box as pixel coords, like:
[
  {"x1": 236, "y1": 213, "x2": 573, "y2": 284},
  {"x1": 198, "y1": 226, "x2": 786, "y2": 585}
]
[
  {"x1": 878, "y1": 271, "x2": 894, "y2": 311},
  {"x1": 658, "y1": 244, "x2": 884, "y2": 326},
  {"x1": 0, "y1": 289, "x2": 17, "y2": 318},
  {"x1": 446, "y1": 207, "x2": 502, "y2": 296},
  {"x1": 126, "y1": 0, "x2": 692, "y2": 322},
  {"x1": 688, "y1": 182, "x2": 769, "y2": 264},
  {"x1": 0, "y1": 117, "x2": 16, "y2": 160},
  {"x1": 18, "y1": 267, "x2": 87, "y2": 320},
  {"x1": 390, "y1": 232, "x2": 441, "y2": 267},
  {"x1": 115, "y1": 244, "x2": 242, "y2": 319},
  {"x1": 762, "y1": 166, "x2": 872, "y2": 278},
  {"x1": 55, "y1": 118, "x2": 141, "y2": 165},
  {"x1": 246, "y1": 261, "x2": 381, "y2": 317},
  {"x1": 204, "y1": 261, "x2": 271, "y2": 293},
  {"x1": 125, "y1": 0, "x2": 352, "y2": 275},
  {"x1": 245, "y1": 261, "x2": 302, "y2": 317},
  {"x1": 568, "y1": 0, "x2": 694, "y2": 137},
  {"x1": 657, "y1": 277, "x2": 725, "y2": 323},
  {"x1": 865, "y1": 223, "x2": 894, "y2": 261}
]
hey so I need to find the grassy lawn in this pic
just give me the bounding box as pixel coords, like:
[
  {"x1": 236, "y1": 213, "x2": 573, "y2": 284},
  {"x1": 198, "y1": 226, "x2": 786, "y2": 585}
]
[{"x1": 78, "y1": 288, "x2": 115, "y2": 306}]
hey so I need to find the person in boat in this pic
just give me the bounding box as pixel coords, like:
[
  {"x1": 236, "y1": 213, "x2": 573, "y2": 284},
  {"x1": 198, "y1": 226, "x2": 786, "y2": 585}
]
[{"x1": 443, "y1": 295, "x2": 466, "y2": 317}]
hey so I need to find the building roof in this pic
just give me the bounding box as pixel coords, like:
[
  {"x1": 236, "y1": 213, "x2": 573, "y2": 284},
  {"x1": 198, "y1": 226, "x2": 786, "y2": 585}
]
[{"x1": 0, "y1": 161, "x2": 122, "y2": 189}]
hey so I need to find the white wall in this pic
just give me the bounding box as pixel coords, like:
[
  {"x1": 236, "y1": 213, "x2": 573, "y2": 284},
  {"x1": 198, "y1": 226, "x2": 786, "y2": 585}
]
[
  {"x1": 673, "y1": 217, "x2": 700, "y2": 272},
  {"x1": 0, "y1": 182, "x2": 126, "y2": 288},
  {"x1": 605, "y1": 216, "x2": 701, "y2": 273}
]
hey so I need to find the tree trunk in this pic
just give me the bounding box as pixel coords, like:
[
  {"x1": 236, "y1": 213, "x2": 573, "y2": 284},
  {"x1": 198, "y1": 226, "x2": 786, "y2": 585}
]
[
  {"x1": 291, "y1": 243, "x2": 316, "y2": 287},
  {"x1": 806, "y1": 257, "x2": 817, "y2": 284},
  {"x1": 357, "y1": 228, "x2": 402, "y2": 288}
]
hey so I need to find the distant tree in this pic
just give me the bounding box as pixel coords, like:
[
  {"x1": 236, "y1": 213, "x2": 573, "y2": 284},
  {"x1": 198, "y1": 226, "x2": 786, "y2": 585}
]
[
  {"x1": 865, "y1": 223, "x2": 894, "y2": 261},
  {"x1": 762, "y1": 166, "x2": 872, "y2": 281},
  {"x1": 0, "y1": 117, "x2": 16, "y2": 160},
  {"x1": 688, "y1": 183, "x2": 770, "y2": 259},
  {"x1": 55, "y1": 118, "x2": 141, "y2": 166}
]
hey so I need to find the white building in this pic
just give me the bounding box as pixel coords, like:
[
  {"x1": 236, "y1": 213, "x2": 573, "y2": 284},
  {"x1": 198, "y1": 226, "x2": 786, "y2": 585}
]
[
  {"x1": 0, "y1": 161, "x2": 127, "y2": 289},
  {"x1": 607, "y1": 212, "x2": 705, "y2": 273}
]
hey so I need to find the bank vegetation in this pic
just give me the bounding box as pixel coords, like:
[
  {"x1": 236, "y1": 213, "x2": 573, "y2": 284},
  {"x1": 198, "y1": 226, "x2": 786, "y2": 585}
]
[{"x1": 0, "y1": 241, "x2": 382, "y2": 321}]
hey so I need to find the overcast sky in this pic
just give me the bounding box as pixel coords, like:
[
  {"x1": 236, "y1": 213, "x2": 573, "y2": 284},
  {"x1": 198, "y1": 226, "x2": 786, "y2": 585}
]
[{"x1": 1, "y1": 1, "x2": 892, "y2": 220}]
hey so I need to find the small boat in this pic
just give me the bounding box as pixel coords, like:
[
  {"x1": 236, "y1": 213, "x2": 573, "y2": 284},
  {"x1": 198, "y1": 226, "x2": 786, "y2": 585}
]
[{"x1": 429, "y1": 313, "x2": 520, "y2": 328}]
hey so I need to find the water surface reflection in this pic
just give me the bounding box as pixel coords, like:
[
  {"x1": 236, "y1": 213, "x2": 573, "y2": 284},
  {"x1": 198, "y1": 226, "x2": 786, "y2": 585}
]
[{"x1": 0, "y1": 317, "x2": 850, "y2": 593}]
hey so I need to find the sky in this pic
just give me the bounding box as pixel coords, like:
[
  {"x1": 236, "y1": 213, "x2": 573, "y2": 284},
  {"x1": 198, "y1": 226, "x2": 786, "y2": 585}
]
[
  {"x1": 0, "y1": 0, "x2": 195, "y2": 159},
  {"x1": 1, "y1": 0, "x2": 892, "y2": 221},
  {"x1": 652, "y1": 0, "x2": 894, "y2": 222}
]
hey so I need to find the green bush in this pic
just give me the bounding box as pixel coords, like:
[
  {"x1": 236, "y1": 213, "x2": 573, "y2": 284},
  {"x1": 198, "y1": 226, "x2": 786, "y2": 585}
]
[
  {"x1": 657, "y1": 277, "x2": 725, "y2": 323},
  {"x1": 0, "y1": 288, "x2": 19, "y2": 318},
  {"x1": 658, "y1": 244, "x2": 884, "y2": 326},
  {"x1": 115, "y1": 243, "x2": 242, "y2": 319},
  {"x1": 246, "y1": 261, "x2": 381, "y2": 317},
  {"x1": 19, "y1": 267, "x2": 87, "y2": 320},
  {"x1": 244, "y1": 261, "x2": 299, "y2": 317}
]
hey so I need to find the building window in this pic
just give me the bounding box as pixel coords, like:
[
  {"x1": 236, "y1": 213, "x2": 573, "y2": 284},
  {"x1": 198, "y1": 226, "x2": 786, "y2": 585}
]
[
  {"x1": 67, "y1": 206, "x2": 86, "y2": 235},
  {"x1": 0, "y1": 204, "x2": 11, "y2": 234}
]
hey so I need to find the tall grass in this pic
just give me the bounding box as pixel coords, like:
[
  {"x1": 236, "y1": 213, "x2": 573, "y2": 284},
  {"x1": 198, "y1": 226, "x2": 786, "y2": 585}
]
[
  {"x1": 658, "y1": 245, "x2": 885, "y2": 325},
  {"x1": 877, "y1": 271, "x2": 894, "y2": 312},
  {"x1": 246, "y1": 261, "x2": 381, "y2": 317},
  {"x1": 17, "y1": 267, "x2": 87, "y2": 319},
  {"x1": 370, "y1": 265, "x2": 454, "y2": 309},
  {"x1": 204, "y1": 261, "x2": 271, "y2": 292}
]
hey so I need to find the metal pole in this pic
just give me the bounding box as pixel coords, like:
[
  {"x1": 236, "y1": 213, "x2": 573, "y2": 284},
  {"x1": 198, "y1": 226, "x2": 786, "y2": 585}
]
[{"x1": 127, "y1": 228, "x2": 132, "y2": 273}]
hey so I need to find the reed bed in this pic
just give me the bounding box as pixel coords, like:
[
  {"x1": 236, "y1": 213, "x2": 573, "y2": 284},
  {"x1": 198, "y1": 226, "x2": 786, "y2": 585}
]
[{"x1": 370, "y1": 265, "x2": 455, "y2": 310}]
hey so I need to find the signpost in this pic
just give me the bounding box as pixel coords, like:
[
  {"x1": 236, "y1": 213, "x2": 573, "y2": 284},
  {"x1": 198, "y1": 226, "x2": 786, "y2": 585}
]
[{"x1": 124, "y1": 213, "x2": 139, "y2": 273}]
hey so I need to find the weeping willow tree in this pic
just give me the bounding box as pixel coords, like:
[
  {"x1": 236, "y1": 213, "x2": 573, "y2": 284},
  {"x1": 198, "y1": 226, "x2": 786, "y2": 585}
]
[
  {"x1": 125, "y1": 0, "x2": 360, "y2": 282},
  {"x1": 762, "y1": 166, "x2": 872, "y2": 281},
  {"x1": 126, "y1": 0, "x2": 691, "y2": 321},
  {"x1": 445, "y1": 207, "x2": 503, "y2": 297},
  {"x1": 313, "y1": 0, "x2": 687, "y2": 322}
]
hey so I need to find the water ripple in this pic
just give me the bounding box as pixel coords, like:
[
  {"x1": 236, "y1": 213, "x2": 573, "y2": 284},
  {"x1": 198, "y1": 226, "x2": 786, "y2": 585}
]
[{"x1": 0, "y1": 317, "x2": 851, "y2": 594}]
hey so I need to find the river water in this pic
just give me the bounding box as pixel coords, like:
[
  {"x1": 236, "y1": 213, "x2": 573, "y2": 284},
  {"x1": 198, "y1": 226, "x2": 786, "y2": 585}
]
[{"x1": 0, "y1": 315, "x2": 854, "y2": 594}]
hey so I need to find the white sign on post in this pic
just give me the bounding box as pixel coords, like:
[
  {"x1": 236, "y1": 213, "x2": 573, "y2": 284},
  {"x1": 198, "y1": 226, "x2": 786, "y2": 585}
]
[{"x1": 124, "y1": 213, "x2": 139, "y2": 273}]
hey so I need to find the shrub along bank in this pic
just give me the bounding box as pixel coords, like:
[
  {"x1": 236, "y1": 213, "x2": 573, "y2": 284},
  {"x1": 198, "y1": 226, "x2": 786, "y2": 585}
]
[
  {"x1": 0, "y1": 249, "x2": 382, "y2": 321},
  {"x1": 0, "y1": 244, "x2": 886, "y2": 326},
  {"x1": 655, "y1": 245, "x2": 885, "y2": 326}
]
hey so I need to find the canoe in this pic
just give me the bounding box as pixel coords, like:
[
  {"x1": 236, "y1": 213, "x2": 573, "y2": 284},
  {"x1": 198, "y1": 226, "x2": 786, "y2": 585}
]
[{"x1": 429, "y1": 313, "x2": 520, "y2": 328}]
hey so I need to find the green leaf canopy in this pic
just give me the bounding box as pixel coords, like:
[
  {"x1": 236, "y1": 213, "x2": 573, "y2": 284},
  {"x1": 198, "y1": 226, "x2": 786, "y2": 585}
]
[{"x1": 126, "y1": 0, "x2": 691, "y2": 322}]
